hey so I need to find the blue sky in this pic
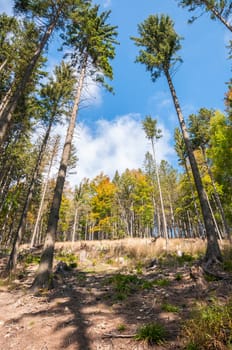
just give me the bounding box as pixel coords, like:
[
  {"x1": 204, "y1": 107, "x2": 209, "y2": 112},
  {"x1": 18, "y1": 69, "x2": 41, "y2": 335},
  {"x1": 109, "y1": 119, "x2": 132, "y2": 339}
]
[{"x1": 1, "y1": 0, "x2": 231, "y2": 185}]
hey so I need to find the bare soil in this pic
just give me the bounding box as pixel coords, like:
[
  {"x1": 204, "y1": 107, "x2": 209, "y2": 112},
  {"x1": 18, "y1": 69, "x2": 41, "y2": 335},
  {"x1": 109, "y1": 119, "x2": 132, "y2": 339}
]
[{"x1": 0, "y1": 241, "x2": 231, "y2": 350}]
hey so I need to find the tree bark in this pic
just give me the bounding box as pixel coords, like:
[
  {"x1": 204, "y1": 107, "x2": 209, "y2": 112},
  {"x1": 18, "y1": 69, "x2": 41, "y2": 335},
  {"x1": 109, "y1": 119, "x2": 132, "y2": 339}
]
[
  {"x1": 0, "y1": 59, "x2": 7, "y2": 72},
  {"x1": 71, "y1": 207, "x2": 78, "y2": 243},
  {"x1": 30, "y1": 136, "x2": 59, "y2": 248},
  {"x1": 165, "y1": 69, "x2": 222, "y2": 264},
  {"x1": 209, "y1": 4, "x2": 232, "y2": 32},
  {"x1": 31, "y1": 58, "x2": 87, "y2": 291},
  {"x1": 151, "y1": 140, "x2": 168, "y2": 250},
  {"x1": 168, "y1": 193, "x2": 176, "y2": 238},
  {"x1": 6, "y1": 117, "x2": 54, "y2": 272}
]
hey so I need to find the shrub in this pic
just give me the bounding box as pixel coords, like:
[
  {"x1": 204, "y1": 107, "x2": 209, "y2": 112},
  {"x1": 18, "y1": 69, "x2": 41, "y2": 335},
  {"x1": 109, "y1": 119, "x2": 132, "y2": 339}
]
[{"x1": 135, "y1": 322, "x2": 167, "y2": 345}]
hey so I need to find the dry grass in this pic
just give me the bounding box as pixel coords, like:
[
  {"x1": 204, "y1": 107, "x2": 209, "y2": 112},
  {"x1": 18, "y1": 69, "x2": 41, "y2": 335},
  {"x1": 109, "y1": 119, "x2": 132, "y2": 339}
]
[
  {"x1": 19, "y1": 238, "x2": 230, "y2": 270},
  {"x1": 54, "y1": 237, "x2": 208, "y2": 267}
]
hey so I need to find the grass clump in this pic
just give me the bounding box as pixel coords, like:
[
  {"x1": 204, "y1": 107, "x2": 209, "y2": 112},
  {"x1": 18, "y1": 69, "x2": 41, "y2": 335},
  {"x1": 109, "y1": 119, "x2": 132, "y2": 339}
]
[
  {"x1": 117, "y1": 324, "x2": 126, "y2": 332},
  {"x1": 141, "y1": 280, "x2": 154, "y2": 290},
  {"x1": 24, "y1": 254, "x2": 40, "y2": 265},
  {"x1": 135, "y1": 261, "x2": 144, "y2": 274},
  {"x1": 107, "y1": 273, "x2": 141, "y2": 300},
  {"x1": 135, "y1": 322, "x2": 167, "y2": 345},
  {"x1": 153, "y1": 278, "x2": 170, "y2": 287},
  {"x1": 175, "y1": 272, "x2": 183, "y2": 281},
  {"x1": 161, "y1": 302, "x2": 180, "y2": 313},
  {"x1": 176, "y1": 252, "x2": 195, "y2": 265},
  {"x1": 183, "y1": 299, "x2": 232, "y2": 349},
  {"x1": 107, "y1": 273, "x2": 154, "y2": 301}
]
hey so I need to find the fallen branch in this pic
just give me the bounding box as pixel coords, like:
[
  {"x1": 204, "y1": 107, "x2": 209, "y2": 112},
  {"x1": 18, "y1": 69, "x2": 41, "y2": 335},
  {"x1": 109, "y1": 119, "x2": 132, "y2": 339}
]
[{"x1": 102, "y1": 333, "x2": 136, "y2": 339}]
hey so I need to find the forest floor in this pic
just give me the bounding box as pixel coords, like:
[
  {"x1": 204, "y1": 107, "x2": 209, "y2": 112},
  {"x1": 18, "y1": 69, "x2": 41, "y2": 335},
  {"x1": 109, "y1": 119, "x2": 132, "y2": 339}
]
[{"x1": 0, "y1": 238, "x2": 231, "y2": 350}]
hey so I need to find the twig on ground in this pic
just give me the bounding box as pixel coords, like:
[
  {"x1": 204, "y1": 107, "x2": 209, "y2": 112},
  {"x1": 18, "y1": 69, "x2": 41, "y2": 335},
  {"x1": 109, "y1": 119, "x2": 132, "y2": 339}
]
[{"x1": 102, "y1": 333, "x2": 136, "y2": 339}]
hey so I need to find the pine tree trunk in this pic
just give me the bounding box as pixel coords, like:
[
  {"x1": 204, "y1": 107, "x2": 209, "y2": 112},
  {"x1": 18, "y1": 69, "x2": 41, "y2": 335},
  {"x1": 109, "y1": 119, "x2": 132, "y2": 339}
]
[
  {"x1": 184, "y1": 159, "x2": 205, "y2": 238},
  {"x1": 30, "y1": 136, "x2": 59, "y2": 248},
  {"x1": 151, "y1": 140, "x2": 168, "y2": 250},
  {"x1": 72, "y1": 207, "x2": 78, "y2": 243},
  {"x1": 0, "y1": 86, "x2": 13, "y2": 118},
  {"x1": 209, "y1": 4, "x2": 232, "y2": 32},
  {"x1": 0, "y1": 8, "x2": 62, "y2": 144},
  {"x1": 31, "y1": 59, "x2": 87, "y2": 291},
  {"x1": 6, "y1": 118, "x2": 53, "y2": 272},
  {"x1": 168, "y1": 194, "x2": 176, "y2": 238},
  {"x1": 0, "y1": 59, "x2": 7, "y2": 72},
  {"x1": 165, "y1": 69, "x2": 222, "y2": 264}
]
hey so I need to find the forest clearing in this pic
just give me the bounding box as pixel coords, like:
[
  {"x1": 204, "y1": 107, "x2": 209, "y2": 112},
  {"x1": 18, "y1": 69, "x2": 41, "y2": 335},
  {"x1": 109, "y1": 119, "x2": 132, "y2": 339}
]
[
  {"x1": 0, "y1": 238, "x2": 232, "y2": 350},
  {"x1": 0, "y1": 0, "x2": 232, "y2": 349}
]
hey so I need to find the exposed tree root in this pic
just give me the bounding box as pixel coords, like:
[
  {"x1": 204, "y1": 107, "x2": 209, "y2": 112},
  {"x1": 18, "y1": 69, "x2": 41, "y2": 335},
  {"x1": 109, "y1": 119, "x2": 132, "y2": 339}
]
[
  {"x1": 190, "y1": 261, "x2": 232, "y2": 283},
  {"x1": 201, "y1": 263, "x2": 232, "y2": 281}
]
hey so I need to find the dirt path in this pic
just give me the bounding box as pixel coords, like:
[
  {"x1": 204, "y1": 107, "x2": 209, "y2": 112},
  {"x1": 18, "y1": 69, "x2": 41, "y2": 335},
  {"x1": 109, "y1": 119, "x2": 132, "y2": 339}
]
[{"x1": 0, "y1": 249, "x2": 231, "y2": 350}]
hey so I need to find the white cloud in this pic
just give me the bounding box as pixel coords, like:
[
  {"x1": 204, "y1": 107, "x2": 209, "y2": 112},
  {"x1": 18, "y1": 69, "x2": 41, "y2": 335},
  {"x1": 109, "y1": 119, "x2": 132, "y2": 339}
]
[
  {"x1": 67, "y1": 113, "x2": 175, "y2": 186},
  {"x1": 34, "y1": 115, "x2": 174, "y2": 189}
]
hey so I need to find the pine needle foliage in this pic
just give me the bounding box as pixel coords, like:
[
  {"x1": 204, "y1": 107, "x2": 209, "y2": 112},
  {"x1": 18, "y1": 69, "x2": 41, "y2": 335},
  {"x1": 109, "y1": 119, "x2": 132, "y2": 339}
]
[{"x1": 131, "y1": 14, "x2": 183, "y2": 80}]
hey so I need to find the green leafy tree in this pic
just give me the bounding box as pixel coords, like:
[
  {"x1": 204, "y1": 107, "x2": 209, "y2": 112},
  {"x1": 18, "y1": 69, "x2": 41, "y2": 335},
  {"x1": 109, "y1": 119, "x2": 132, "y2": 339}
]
[
  {"x1": 114, "y1": 169, "x2": 153, "y2": 238},
  {"x1": 207, "y1": 111, "x2": 232, "y2": 229},
  {"x1": 89, "y1": 174, "x2": 117, "y2": 239},
  {"x1": 131, "y1": 14, "x2": 222, "y2": 264},
  {"x1": 189, "y1": 109, "x2": 230, "y2": 238}
]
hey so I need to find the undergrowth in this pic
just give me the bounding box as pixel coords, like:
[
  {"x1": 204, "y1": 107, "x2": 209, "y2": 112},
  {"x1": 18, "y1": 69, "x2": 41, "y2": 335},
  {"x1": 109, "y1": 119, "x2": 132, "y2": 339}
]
[
  {"x1": 106, "y1": 273, "x2": 154, "y2": 300},
  {"x1": 182, "y1": 298, "x2": 232, "y2": 350},
  {"x1": 153, "y1": 278, "x2": 170, "y2": 287},
  {"x1": 222, "y1": 246, "x2": 232, "y2": 272},
  {"x1": 55, "y1": 250, "x2": 78, "y2": 268}
]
